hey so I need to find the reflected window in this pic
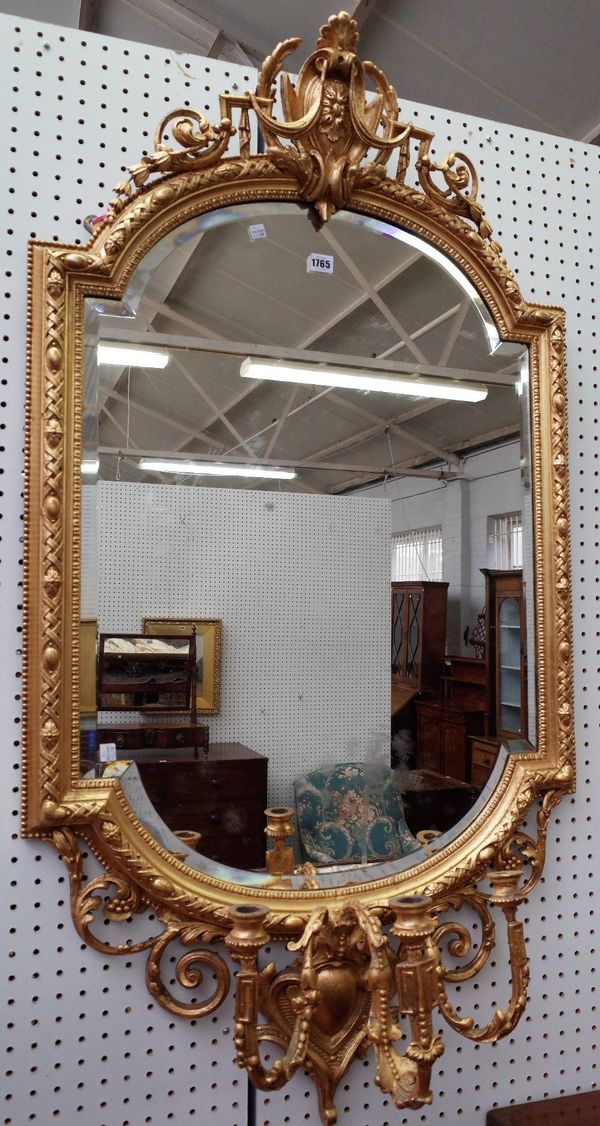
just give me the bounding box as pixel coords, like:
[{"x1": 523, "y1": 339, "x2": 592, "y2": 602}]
[
  {"x1": 391, "y1": 526, "x2": 443, "y2": 582},
  {"x1": 488, "y1": 512, "x2": 523, "y2": 570}
]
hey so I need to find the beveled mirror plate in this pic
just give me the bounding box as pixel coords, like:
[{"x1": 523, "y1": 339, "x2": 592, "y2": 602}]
[{"x1": 22, "y1": 12, "x2": 574, "y2": 1119}]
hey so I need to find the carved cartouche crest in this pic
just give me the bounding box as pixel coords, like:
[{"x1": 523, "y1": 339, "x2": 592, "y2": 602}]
[
  {"x1": 104, "y1": 11, "x2": 496, "y2": 239},
  {"x1": 249, "y1": 11, "x2": 411, "y2": 222}
]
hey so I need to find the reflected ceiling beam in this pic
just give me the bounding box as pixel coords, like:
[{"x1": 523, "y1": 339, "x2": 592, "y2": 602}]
[
  {"x1": 222, "y1": 386, "x2": 337, "y2": 455},
  {"x1": 101, "y1": 321, "x2": 513, "y2": 478},
  {"x1": 264, "y1": 384, "x2": 298, "y2": 459},
  {"x1": 116, "y1": 319, "x2": 264, "y2": 459},
  {"x1": 104, "y1": 292, "x2": 510, "y2": 466},
  {"x1": 171, "y1": 379, "x2": 261, "y2": 452},
  {"x1": 308, "y1": 353, "x2": 519, "y2": 466},
  {"x1": 320, "y1": 227, "x2": 428, "y2": 364},
  {"x1": 327, "y1": 392, "x2": 462, "y2": 467},
  {"x1": 105, "y1": 249, "x2": 498, "y2": 464},
  {"x1": 117, "y1": 0, "x2": 223, "y2": 55},
  {"x1": 304, "y1": 379, "x2": 475, "y2": 464},
  {"x1": 138, "y1": 231, "x2": 207, "y2": 325},
  {"x1": 303, "y1": 391, "x2": 475, "y2": 464},
  {"x1": 153, "y1": 243, "x2": 419, "y2": 364},
  {"x1": 134, "y1": 290, "x2": 465, "y2": 464},
  {"x1": 329, "y1": 423, "x2": 521, "y2": 493},
  {"x1": 99, "y1": 446, "x2": 452, "y2": 480},
  {"x1": 378, "y1": 303, "x2": 460, "y2": 362},
  {"x1": 200, "y1": 231, "x2": 420, "y2": 349},
  {"x1": 106, "y1": 390, "x2": 218, "y2": 449},
  {"x1": 92, "y1": 234, "x2": 216, "y2": 418},
  {"x1": 134, "y1": 305, "x2": 258, "y2": 458},
  {"x1": 437, "y1": 297, "x2": 471, "y2": 366},
  {"x1": 386, "y1": 420, "x2": 460, "y2": 468},
  {"x1": 307, "y1": 414, "x2": 430, "y2": 463},
  {"x1": 222, "y1": 311, "x2": 516, "y2": 462},
  {"x1": 146, "y1": 302, "x2": 234, "y2": 341},
  {"x1": 222, "y1": 361, "x2": 512, "y2": 465},
  {"x1": 451, "y1": 423, "x2": 520, "y2": 456},
  {"x1": 151, "y1": 297, "x2": 281, "y2": 347},
  {"x1": 296, "y1": 251, "x2": 421, "y2": 347},
  {"x1": 102, "y1": 328, "x2": 515, "y2": 384},
  {"x1": 138, "y1": 251, "x2": 438, "y2": 374},
  {"x1": 102, "y1": 258, "x2": 511, "y2": 477},
  {"x1": 79, "y1": 0, "x2": 100, "y2": 32},
  {"x1": 208, "y1": 263, "x2": 327, "y2": 334},
  {"x1": 170, "y1": 352, "x2": 257, "y2": 457},
  {"x1": 100, "y1": 405, "x2": 170, "y2": 484},
  {"x1": 101, "y1": 404, "x2": 132, "y2": 447}
]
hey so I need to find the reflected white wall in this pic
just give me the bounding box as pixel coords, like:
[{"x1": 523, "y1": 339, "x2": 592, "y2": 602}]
[{"x1": 95, "y1": 481, "x2": 390, "y2": 807}]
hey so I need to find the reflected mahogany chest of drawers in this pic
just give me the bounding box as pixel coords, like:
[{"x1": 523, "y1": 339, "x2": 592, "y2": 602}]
[
  {"x1": 132, "y1": 742, "x2": 268, "y2": 869},
  {"x1": 98, "y1": 722, "x2": 209, "y2": 753}
]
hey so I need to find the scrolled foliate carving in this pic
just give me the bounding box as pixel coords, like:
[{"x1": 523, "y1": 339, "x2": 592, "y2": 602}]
[
  {"x1": 108, "y1": 109, "x2": 235, "y2": 219},
  {"x1": 146, "y1": 919, "x2": 231, "y2": 1018},
  {"x1": 51, "y1": 828, "x2": 231, "y2": 1015}
]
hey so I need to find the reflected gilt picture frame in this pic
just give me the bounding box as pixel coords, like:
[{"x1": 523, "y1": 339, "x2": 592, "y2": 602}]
[
  {"x1": 142, "y1": 617, "x2": 222, "y2": 715},
  {"x1": 79, "y1": 618, "x2": 97, "y2": 717}
]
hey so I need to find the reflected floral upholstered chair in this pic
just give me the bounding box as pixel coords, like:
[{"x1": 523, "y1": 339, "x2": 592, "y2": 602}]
[{"x1": 293, "y1": 762, "x2": 421, "y2": 866}]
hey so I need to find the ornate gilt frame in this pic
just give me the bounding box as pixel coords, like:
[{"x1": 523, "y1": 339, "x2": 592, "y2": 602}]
[{"x1": 23, "y1": 13, "x2": 574, "y2": 1121}]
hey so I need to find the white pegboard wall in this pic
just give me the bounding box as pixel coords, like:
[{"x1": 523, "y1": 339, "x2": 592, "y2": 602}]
[
  {"x1": 96, "y1": 481, "x2": 390, "y2": 808},
  {"x1": 1, "y1": 16, "x2": 254, "y2": 1126},
  {"x1": 0, "y1": 12, "x2": 598, "y2": 1126},
  {"x1": 255, "y1": 77, "x2": 600, "y2": 1126}
]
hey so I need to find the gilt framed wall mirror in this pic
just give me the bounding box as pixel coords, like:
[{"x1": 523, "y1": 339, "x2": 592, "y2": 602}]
[{"x1": 23, "y1": 12, "x2": 574, "y2": 1121}]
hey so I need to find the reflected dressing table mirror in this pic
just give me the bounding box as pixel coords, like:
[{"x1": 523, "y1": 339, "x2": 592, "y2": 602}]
[{"x1": 23, "y1": 12, "x2": 574, "y2": 1121}]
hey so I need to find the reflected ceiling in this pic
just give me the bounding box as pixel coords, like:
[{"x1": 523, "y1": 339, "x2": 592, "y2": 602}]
[{"x1": 85, "y1": 205, "x2": 524, "y2": 495}]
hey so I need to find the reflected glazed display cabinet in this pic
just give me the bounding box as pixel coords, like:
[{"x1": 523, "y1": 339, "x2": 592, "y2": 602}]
[
  {"x1": 483, "y1": 569, "x2": 528, "y2": 740},
  {"x1": 391, "y1": 581, "x2": 448, "y2": 692}
]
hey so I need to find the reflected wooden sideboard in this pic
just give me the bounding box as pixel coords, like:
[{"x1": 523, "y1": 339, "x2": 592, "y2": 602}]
[
  {"x1": 130, "y1": 742, "x2": 268, "y2": 869},
  {"x1": 415, "y1": 699, "x2": 485, "y2": 783},
  {"x1": 401, "y1": 769, "x2": 478, "y2": 834},
  {"x1": 409, "y1": 570, "x2": 527, "y2": 790},
  {"x1": 486, "y1": 1090, "x2": 600, "y2": 1124}
]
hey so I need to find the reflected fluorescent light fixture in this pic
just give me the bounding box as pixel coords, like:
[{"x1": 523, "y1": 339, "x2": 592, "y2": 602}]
[
  {"x1": 97, "y1": 344, "x2": 170, "y2": 368},
  {"x1": 139, "y1": 459, "x2": 296, "y2": 480},
  {"x1": 240, "y1": 357, "x2": 488, "y2": 403},
  {"x1": 81, "y1": 459, "x2": 99, "y2": 475}
]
